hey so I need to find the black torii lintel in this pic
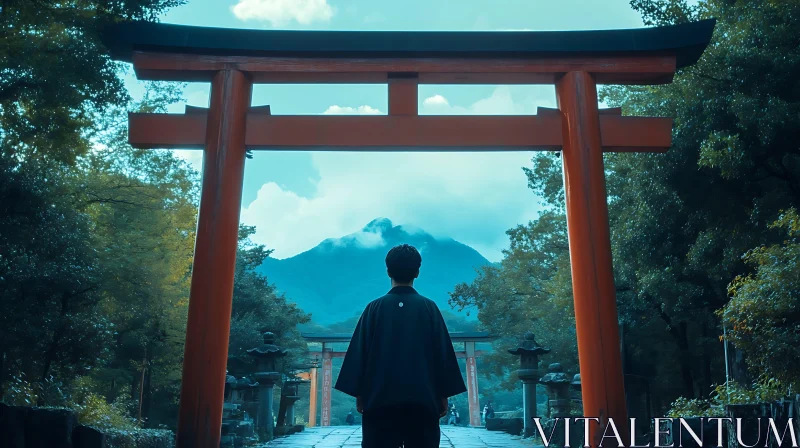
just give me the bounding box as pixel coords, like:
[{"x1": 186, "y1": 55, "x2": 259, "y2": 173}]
[{"x1": 100, "y1": 19, "x2": 716, "y2": 69}]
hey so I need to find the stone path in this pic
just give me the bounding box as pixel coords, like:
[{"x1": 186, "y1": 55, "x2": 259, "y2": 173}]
[{"x1": 263, "y1": 425, "x2": 536, "y2": 447}]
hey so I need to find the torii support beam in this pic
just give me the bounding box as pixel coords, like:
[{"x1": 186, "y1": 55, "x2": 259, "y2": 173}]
[{"x1": 100, "y1": 18, "x2": 715, "y2": 448}]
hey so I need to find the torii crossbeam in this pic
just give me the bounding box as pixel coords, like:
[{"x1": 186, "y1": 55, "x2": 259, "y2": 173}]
[{"x1": 101, "y1": 18, "x2": 715, "y2": 448}]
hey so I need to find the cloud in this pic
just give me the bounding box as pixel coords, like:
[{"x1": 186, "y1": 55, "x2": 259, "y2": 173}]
[
  {"x1": 422, "y1": 95, "x2": 449, "y2": 108},
  {"x1": 420, "y1": 86, "x2": 555, "y2": 116},
  {"x1": 351, "y1": 229, "x2": 386, "y2": 248},
  {"x1": 231, "y1": 0, "x2": 334, "y2": 26},
  {"x1": 322, "y1": 105, "x2": 383, "y2": 115},
  {"x1": 173, "y1": 150, "x2": 204, "y2": 174}
]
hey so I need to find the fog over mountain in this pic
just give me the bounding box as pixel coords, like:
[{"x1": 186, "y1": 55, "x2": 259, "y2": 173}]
[{"x1": 257, "y1": 218, "x2": 490, "y2": 325}]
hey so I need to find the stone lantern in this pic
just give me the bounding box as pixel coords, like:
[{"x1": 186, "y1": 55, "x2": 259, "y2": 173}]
[
  {"x1": 570, "y1": 374, "x2": 582, "y2": 409},
  {"x1": 277, "y1": 365, "x2": 310, "y2": 431},
  {"x1": 508, "y1": 332, "x2": 551, "y2": 437},
  {"x1": 539, "y1": 363, "x2": 571, "y2": 418},
  {"x1": 247, "y1": 332, "x2": 287, "y2": 441}
]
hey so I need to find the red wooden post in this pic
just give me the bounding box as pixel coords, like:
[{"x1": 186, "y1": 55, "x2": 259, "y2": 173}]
[
  {"x1": 321, "y1": 347, "x2": 333, "y2": 426},
  {"x1": 465, "y1": 341, "x2": 481, "y2": 427},
  {"x1": 556, "y1": 70, "x2": 628, "y2": 447},
  {"x1": 308, "y1": 363, "x2": 319, "y2": 427},
  {"x1": 176, "y1": 69, "x2": 252, "y2": 448},
  {"x1": 388, "y1": 76, "x2": 418, "y2": 116}
]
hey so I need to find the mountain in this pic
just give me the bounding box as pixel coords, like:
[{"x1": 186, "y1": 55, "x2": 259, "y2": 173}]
[{"x1": 257, "y1": 218, "x2": 490, "y2": 325}]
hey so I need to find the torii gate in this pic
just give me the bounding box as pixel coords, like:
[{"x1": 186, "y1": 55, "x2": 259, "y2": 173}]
[
  {"x1": 100, "y1": 18, "x2": 715, "y2": 448},
  {"x1": 300, "y1": 332, "x2": 494, "y2": 428}
]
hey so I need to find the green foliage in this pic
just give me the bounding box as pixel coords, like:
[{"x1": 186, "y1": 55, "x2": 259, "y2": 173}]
[
  {"x1": 668, "y1": 379, "x2": 791, "y2": 417},
  {"x1": 449, "y1": 209, "x2": 577, "y2": 390},
  {"x1": 720, "y1": 209, "x2": 800, "y2": 386},
  {"x1": 227, "y1": 225, "x2": 311, "y2": 377},
  {"x1": 104, "y1": 428, "x2": 174, "y2": 448},
  {"x1": 600, "y1": 0, "x2": 799, "y2": 402},
  {"x1": 0, "y1": 0, "x2": 186, "y2": 164},
  {"x1": 71, "y1": 392, "x2": 139, "y2": 431},
  {"x1": 2, "y1": 374, "x2": 39, "y2": 407},
  {"x1": 0, "y1": 150, "x2": 114, "y2": 387},
  {"x1": 667, "y1": 397, "x2": 719, "y2": 418}
]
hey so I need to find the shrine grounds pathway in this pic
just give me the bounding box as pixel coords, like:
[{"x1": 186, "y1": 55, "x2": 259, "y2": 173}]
[{"x1": 262, "y1": 425, "x2": 538, "y2": 447}]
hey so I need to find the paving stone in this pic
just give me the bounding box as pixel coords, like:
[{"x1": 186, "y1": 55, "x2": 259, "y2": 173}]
[{"x1": 261, "y1": 425, "x2": 539, "y2": 447}]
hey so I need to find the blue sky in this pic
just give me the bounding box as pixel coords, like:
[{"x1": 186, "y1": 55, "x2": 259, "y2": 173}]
[{"x1": 126, "y1": 0, "x2": 650, "y2": 261}]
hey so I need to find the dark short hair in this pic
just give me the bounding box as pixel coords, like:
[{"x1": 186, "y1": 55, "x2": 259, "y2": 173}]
[{"x1": 385, "y1": 244, "x2": 422, "y2": 283}]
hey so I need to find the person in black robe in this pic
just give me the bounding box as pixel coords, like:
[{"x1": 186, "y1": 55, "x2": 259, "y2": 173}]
[{"x1": 334, "y1": 244, "x2": 467, "y2": 448}]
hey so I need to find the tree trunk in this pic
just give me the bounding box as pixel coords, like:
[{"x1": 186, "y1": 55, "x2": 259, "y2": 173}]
[
  {"x1": 40, "y1": 292, "x2": 71, "y2": 386},
  {"x1": 137, "y1": 352, "x2": 147, "y2": 423},
  {"x1": 727, "y1": 344, "x2": 751, "y2": 385},
  {"x1": 676, "y1": 322, "x2": 696, "y2": 398},
  {"x1": 653, "y1": 301, "x2": 696, "y2": 399},
  {"x1": 143, "y1": 357, "x2": 153, "y2": 426},
  {"x1": 0, "y1": 350, "x2": 7, "y2": 398}
]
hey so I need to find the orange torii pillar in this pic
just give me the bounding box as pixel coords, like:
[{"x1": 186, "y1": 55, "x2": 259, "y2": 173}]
[
  {"x1": 320, "y1": 346, "x2": 334, "y2": 426},
  {"x1": 465, "y1": 341, "x2": 481, "y2": 427},
  {"x1": 558, "y1": 71, "x2": 628, "y2": 445},
  {"x1": 175, "y1": 70, "x2": 252, "y2": 448},
  {"x1": 308, "y1": 362, "x2": 319, "y2": 427}
]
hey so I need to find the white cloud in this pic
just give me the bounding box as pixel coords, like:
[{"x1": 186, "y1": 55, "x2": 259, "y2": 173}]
[
  {"x1": 173, "y1": 150, "x2": 204, "y2": 174},
  {"x1": 422, "y1": 94, "x2": 450, "y2": 108},
  {"x1": 231, "y1": 0, "x2": 334, "y2": 26},
  {"x1": 322, "y1": 105, "x2": 383, "y2": 115},
  {"x1": 351, "y1": 229, "x2": 386, "y2": 248},
  {"x1": 421, "y1": 86, "x2": 555, "y2": 116}
]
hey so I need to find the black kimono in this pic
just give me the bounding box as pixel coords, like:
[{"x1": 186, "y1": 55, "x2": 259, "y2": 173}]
[{"x1": 335, "y1": 286, "x2": 467, "y2": 447}]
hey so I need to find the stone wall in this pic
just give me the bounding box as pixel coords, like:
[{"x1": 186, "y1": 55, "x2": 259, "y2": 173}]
[{"x1": 0, "y1": 403, "x2": 174, "y2": 448}]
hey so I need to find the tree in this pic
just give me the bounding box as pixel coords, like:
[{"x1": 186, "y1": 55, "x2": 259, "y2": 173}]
[
  {"x1": 720, "y1": 209, "x2": 800, "y2": 387},
  {"x1": 1, "y1": 0, "x2": 185, "y2": 164},
  {"x1": 0, "y1": 152, "x2": 111, "y2": 393},
  {"x1": 227, "y1": 225, "x2": 311, "y2": 378},
  {"x1": 450, "y1": 210, "x2": 577, "y2": 390},
  {"x1": 1, "y1": 0, "x2": 188, "y2": 412},
  {"x1": 50, "y1": 84, "x2": 198, "y2": 426},
  {"x1": 599, "y1": 0, "x2": 800, "y2": 399}
]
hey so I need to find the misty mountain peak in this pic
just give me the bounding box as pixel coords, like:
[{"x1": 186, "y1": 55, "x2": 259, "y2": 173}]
[
  {"x1": 362, "y1": 217, "x2": 394, "y2": 233},
  {"x1": 258, "y1": 218, "x2": 489, "y2": 324}
]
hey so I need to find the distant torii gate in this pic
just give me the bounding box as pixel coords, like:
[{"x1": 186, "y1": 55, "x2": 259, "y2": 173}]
[
  {"x1": 100, "y1": 18, "x2": 714, "y2": 448},
  {"x1": 300, "y1": 332, "x2": 494, "y2": 427}
]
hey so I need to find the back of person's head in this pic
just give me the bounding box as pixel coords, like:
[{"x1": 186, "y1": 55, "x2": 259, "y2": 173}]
[{"x1": 385, "y1": 244, "x2": 422, "y2": 283}]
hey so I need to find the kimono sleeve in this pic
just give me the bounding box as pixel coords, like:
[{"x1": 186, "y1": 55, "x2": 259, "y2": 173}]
[
  {"x1": 334, "y1": 305, "x2": 371, "y2": 397},
  {"x1": 433, "y1": 306, "x2": 467, "y2": 398}
]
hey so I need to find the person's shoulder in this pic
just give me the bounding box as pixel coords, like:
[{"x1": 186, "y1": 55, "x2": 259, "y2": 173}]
[
  {"x1": 364, "y1": 293, "x2": 394, "y2": 310},
  {"x1": 416, "y1": 293, "x2": 440, "y2": 310},
  {"x1": 413, "y1": 293, "x2": 444, "y2": 317},
  {"x1": 369, "y1": 293, "x2": 392, "y2": 305}
]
